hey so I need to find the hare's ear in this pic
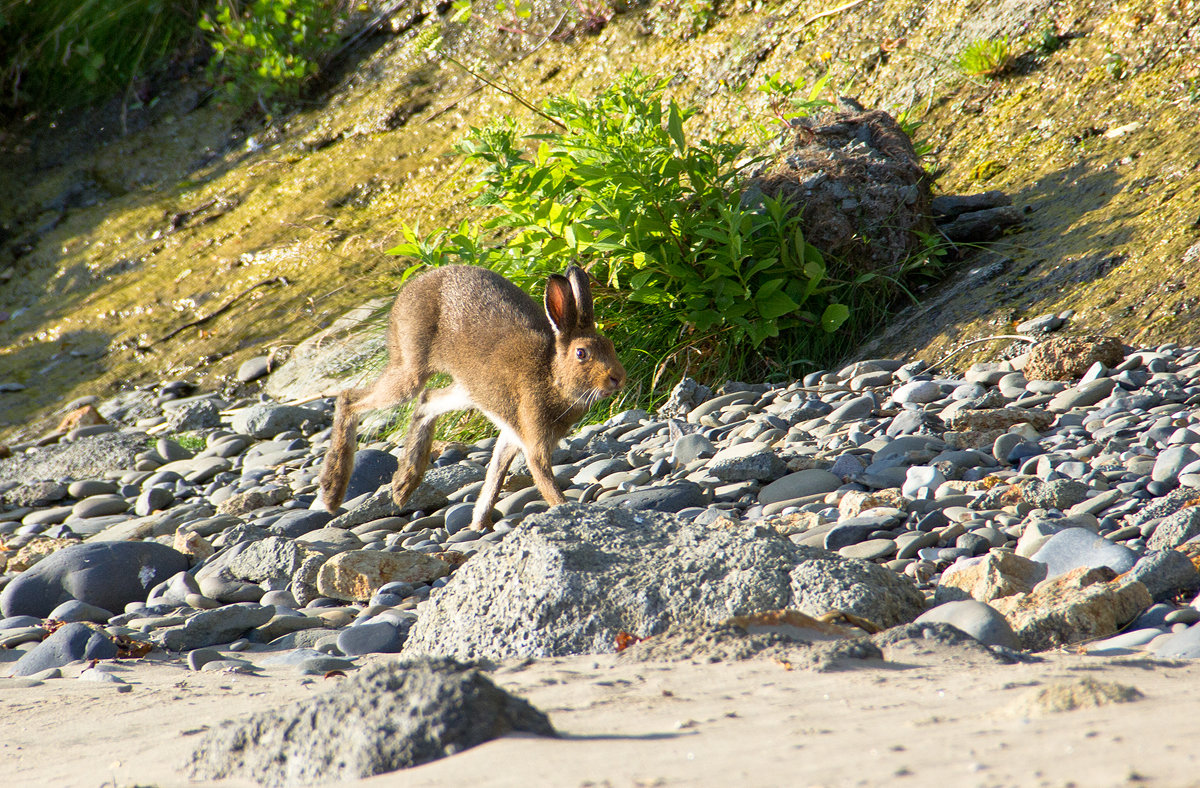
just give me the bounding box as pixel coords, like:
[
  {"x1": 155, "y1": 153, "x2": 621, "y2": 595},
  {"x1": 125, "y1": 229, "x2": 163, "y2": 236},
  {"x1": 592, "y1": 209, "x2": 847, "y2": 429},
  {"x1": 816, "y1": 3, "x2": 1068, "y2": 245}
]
[
  {"x1": 565, "y1": 266, "x2": 594, "y2": 329},
  {"x1": 544, "y1": 273, "x2": 578, "y2": 336}
]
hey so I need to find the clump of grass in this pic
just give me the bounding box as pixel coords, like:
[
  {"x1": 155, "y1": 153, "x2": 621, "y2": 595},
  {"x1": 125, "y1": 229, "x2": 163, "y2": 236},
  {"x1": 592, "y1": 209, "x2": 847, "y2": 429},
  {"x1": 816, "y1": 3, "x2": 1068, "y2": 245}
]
[
  {"x1": 0, "y1": 0, "x2": 202, "y2": 111},
  {"x1": 955, "y1": 36, "x2": 1014, "y2": 78}
]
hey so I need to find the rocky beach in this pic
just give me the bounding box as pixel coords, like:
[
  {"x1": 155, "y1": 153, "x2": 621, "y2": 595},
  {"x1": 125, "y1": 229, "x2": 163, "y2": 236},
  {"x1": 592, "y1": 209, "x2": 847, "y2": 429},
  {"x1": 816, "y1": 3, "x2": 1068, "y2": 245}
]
[
  {"x1": 5, "y1": 331, "x2": 1200, "y2": 785},
  {"x1": 5, "y1": 0, "x2": 1200, "y2": 784}
]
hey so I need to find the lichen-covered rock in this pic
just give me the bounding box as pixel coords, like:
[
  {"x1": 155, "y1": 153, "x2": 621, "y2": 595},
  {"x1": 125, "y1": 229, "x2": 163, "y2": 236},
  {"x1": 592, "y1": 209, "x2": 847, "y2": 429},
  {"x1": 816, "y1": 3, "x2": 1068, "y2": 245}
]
[
  {"x1": 317, "y1": 549, "x2": 453, "y2": 601},
  {"x1": 989, "y1": 566, "x2": 1152, "y2": 651},
  {"x1": 1022, "y1": 336, "x2": 1126, "y2": 381},
  {"x1": 215, "y1": 487, "x2": 290, "y2": 516},
  {"x1": 946, "y1": 407, "x2": 1055, "y2": 433},
  {"x1": 402, "y1": 504, "x2": 924, "y2": 660},
  {"x1": 935, "y1": 550, "x2": 1047, "y2": 604},
  {"x1": 188, "y1": 658, "x2": 554, "y2": 787}
]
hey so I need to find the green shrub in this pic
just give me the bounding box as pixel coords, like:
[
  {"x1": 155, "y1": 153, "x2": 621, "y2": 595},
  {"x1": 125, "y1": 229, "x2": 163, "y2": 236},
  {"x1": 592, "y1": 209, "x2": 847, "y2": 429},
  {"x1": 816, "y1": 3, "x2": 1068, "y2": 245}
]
[
  {"x1": 388, "y1": 72, "x2": 872, "y2": 408},
  {"x1": 0, "y1": 0, "x2": 201, "y2": 110},
  {"x1": 199, "y1": 0, "x2": 342, "y2": 109}
]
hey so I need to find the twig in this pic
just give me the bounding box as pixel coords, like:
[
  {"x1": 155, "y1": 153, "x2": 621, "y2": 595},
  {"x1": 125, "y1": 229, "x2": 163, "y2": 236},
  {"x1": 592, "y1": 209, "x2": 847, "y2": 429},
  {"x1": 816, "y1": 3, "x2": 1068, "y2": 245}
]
[
  {"x1": 802, "y1": 0, "x2": 871, "y2": 27},
  {"x1": 426, "y1": 12, "x2": 569, "y2": 127},
  {"x1": 927, "y1": 334, "x2": 1039, "y2": 371},
  {"x1": 137, "y1": 277, "x2": 288, "y2": 351}
]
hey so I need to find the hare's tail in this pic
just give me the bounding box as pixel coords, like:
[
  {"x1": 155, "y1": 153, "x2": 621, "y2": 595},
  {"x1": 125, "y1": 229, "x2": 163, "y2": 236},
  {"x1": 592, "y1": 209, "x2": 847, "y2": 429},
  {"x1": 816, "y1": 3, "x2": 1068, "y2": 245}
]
[{"x1": 319, "y1": 389, "x2": 364, "y2": 511}]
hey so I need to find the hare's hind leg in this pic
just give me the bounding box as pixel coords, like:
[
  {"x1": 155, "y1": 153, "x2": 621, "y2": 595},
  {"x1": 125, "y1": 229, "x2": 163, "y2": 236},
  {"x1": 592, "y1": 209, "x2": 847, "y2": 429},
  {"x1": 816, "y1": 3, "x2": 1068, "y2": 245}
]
[
  {"x1": 319, "y1": 365, "x2": 426, "y2": 512},
  {"x1": 391, "y1": 384, "x2": 475, "y2": 509}
]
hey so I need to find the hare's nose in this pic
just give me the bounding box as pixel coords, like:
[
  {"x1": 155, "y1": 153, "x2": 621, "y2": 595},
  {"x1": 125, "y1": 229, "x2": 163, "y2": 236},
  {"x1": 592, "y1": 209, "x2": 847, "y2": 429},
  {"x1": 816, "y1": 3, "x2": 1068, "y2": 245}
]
[{"x1": 608, "y1": 374, "x2": 624, "y2": 390}]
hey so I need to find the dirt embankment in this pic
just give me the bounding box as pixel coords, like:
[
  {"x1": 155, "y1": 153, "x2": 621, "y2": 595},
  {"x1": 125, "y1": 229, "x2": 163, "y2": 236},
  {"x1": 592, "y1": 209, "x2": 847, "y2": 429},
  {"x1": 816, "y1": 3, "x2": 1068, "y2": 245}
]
[{"x1": 1, "y1": 0, "x2": 1198, "y2": 439}]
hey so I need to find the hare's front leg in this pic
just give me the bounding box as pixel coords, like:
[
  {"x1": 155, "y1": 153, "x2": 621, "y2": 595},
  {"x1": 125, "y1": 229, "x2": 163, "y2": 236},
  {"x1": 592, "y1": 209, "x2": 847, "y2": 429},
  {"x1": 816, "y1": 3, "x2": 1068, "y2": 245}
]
[
  {"x1": 470, "y1": 433, "x2": 521, "y2": 531},
  {"x1": 525, "y1": 443, "x2": 567, "y2": 508}
]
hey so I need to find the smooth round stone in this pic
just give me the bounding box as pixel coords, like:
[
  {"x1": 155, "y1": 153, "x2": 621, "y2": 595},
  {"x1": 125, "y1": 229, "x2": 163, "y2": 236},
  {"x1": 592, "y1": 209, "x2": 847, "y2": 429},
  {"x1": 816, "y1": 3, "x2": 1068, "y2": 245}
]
[
  {"x1": 260, "y1": 590, "x2": 299, "y2": 608},
  {"x1": 955, "y1": 532, "x2": 991, "y2": 556},
  {"x1": 892, "y1": 380, "x2": 943, "y2": 405},
  {"x1": 1151, "y1": 445, "x2": 1200, "y2": 483},
  {"x1": 185, "y1": 593, "x2": 223, "y2": 610},
  {"x1": 8, "y1": 622, "x2": 118, "y2": 677},
  {"x1": 187, "y1": 647, "x2": 226, "y2": 671},
  {"x1": 237, "y1": 356, "x2": 273, "y2": 383},
  {"x1": 336, "y1": 620, "x2": 406, "y2": 656},
  {"x1": 838, "y1": 539, "x2": 897, "y2": 561},
  {"x1": 902, "y1": 465, "x2": 945, "y2": 498},
  {"x1": 915, "y1": 600, "x2": 1020, "y2": 649},
  {"x1": 895, "y1": 531, "x2": 939, "y2": 560},
  {"x1": 1151, "y1": 623, "x2": 1200, "y2": 659},
  {"x1": 1, "y1": 541, "x2": 190, "y2": 618},
  {"x1": 66, "y1": 480, "x2": 119, "y2": 499},
  {"x1": 992, "y1": 432, "x2": 1028, "y2": 464},
  {"x1": 758, "y1": 469, "x2": 842, "y2": 505},
  {"x1": 47, "y1": 600, "x2": 114, "y2": 624},
  {"x1": 135, "y1": 486, "x2": 174, "y2": 516},
  {"x1": 826, "y1": 394, "x2": 875, "y2": 422},
  {"x1": 1031, "y1": 527, "x2": 1138, "y2": 580},
  {"x1": 21, "y1": 506, "x2": 74, "y2": 526},
  {"x1": 824, "y1": 523, "x2": 880, "y2": 550},
  {"x1": 671, "y1": 433, "x2": 716, "y2": 465},
  {"x1": 1166, "y1": 607, "x2": 1200, "y2": 626},
  {"x1": 441, "y1": 502, "x2": 475, "y2": 535}
]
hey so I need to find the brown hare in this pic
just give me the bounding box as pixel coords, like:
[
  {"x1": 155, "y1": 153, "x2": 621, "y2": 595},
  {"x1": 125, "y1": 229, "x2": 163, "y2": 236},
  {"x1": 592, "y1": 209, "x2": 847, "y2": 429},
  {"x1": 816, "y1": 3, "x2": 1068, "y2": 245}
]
[{"x1": 319, "y1": 264, "x2": 626, "y2": 530}]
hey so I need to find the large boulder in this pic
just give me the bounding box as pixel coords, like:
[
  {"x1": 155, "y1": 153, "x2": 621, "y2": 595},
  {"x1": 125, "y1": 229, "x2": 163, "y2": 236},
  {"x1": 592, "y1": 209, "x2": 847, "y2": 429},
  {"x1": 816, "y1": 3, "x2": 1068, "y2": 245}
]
[
  {"x1": 0, "y1": 540, "x2": 189, "y2": 618},
  {"x1": 748, "y1": 108, "x2": 931, "y2": 276},
  {"x1": 402, "y1": 504, "x2": 924, "y2": 660},
  {"x1": 188, "y1": 658, "x2": 554, "y2": 786}
]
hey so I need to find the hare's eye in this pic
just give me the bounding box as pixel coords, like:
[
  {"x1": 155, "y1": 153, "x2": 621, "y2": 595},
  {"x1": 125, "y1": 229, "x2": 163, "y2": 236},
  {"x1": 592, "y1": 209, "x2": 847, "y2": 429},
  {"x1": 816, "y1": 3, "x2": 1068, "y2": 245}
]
[{"x1": 575, "y1": 347, "x2": 589, "y2": 361}]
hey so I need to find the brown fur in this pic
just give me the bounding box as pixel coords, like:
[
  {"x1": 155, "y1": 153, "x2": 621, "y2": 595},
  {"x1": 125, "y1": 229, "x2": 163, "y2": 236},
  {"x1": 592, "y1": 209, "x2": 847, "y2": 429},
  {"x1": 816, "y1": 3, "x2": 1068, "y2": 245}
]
[{"x1": 319, "y1": 264, "x2": 625, "y2": 530}]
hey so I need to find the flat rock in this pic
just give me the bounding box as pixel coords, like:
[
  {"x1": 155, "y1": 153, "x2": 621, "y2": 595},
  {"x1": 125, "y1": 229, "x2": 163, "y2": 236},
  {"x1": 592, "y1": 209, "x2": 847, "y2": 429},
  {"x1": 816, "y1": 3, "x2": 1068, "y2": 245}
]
[
  {"x1": 989, "y1": 566, "x2": 1152, "y2": 651},
  {"x1": 599, "y1": 481, "x2": 708, "y2": 513},
  {"x1": 153, "y1": 604, "x2": 275, "y2": 651},
  {"x1": 758, "y1": 469, "x2": 842, "y2": 505},
  {"x1": 317, "y1": 550, "x2": 453, "y2": 602}
]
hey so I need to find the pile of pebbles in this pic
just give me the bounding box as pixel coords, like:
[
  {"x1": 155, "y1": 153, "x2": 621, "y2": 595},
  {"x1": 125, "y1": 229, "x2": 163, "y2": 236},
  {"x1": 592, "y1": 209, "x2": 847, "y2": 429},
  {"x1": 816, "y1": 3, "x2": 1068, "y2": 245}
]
[{"x1": 4, "y1": 336, "x2": 1200, "y2": 682}]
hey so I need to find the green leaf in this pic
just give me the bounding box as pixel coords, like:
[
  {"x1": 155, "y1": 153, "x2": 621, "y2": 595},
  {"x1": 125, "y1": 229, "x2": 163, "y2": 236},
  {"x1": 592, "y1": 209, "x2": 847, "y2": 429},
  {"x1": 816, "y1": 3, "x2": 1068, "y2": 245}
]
[
  {"x1": 755, "y1": 289, "x2": 801, "y2": 320},
  {"x1": 667, "y1": 101, "x2": 686, "y2": 151},
  {"x1": 821, "y1": 303, "x2": 851, "y2": 332}
]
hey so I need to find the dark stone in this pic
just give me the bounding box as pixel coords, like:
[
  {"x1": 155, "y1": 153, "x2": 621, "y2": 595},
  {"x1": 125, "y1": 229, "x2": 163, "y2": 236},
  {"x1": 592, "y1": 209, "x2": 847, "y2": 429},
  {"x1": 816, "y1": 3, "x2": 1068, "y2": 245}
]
[
  {"x1": 0, "y1": 541, "x2": 189, "y2": 618},
  {"x1": 9, "y1": 622, "x2": 118, "y2": 676},
  {"x1": 270, "y1": 509, "x2": 333, "y2": 538},
  {"x1": 598, "y1": 481, "x2": 708, "y2": 513},
  {"x1": 337, "y1": 619, "x2": 411, "y2": 655},
  {"x1": 343, "y1": 449, "x2": 400, "y2": 502}
]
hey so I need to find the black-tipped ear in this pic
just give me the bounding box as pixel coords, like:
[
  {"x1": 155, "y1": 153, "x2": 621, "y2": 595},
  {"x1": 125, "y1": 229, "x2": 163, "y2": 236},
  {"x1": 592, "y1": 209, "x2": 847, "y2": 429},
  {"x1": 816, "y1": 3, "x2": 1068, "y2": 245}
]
[
  {"x1": 544, "y1": 273, "x2": 577, "y2": 336},
  {"x1": 565, "y1": 266, "x2": 594, "y2": 329}
]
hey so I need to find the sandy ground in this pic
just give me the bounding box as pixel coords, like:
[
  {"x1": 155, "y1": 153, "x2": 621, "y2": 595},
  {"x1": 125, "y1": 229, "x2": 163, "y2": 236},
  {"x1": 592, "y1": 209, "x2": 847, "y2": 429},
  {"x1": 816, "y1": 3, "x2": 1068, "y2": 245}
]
[{"x1": 2, "y1": 643, "x2": 1198, "y2": 788}]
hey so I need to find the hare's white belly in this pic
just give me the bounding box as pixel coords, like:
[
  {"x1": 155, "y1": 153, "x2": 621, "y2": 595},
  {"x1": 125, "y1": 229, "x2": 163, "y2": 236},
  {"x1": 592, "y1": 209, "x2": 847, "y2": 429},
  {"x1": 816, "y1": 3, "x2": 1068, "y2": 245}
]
[{"x1": 424, "y1": 383, "x2": 525, "y2": 453}]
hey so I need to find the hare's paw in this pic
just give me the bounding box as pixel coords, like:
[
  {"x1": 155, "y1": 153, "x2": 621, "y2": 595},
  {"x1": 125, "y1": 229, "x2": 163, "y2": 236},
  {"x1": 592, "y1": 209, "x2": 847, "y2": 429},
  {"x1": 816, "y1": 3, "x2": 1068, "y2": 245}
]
[{"x1": 390, "y1": 461, "x2": 425, "y2": 508}]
